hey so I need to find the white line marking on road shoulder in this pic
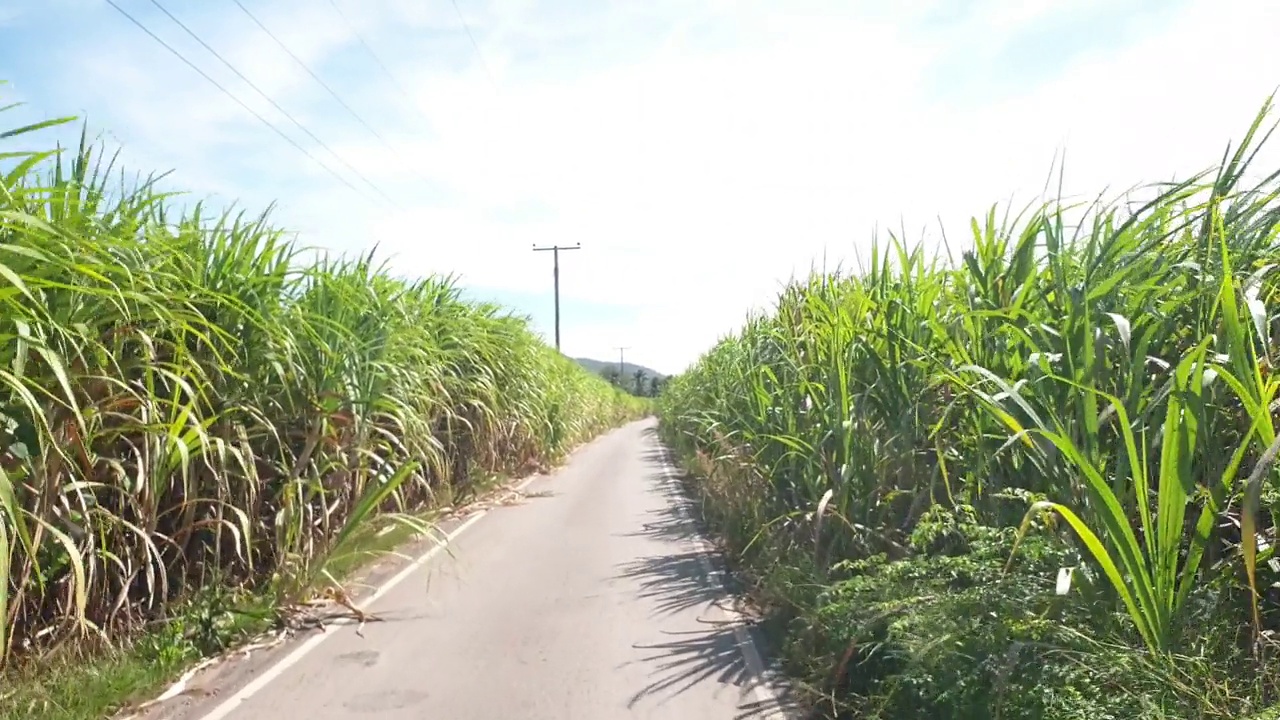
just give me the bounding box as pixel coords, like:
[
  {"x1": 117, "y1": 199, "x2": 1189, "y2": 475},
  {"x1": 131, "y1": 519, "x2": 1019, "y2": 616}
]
[
  {"x1": 654, "y1": 441, "x2": 792, "y2": 719},
  {"x1": 196, "y1": 471, "x2": 544, "y2": 720}
]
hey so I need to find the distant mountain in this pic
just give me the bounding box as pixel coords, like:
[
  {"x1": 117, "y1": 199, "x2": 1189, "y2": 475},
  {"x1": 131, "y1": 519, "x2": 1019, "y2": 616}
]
[{"x1": 573, "y1": 357, "x2": 666, "y2": 381}]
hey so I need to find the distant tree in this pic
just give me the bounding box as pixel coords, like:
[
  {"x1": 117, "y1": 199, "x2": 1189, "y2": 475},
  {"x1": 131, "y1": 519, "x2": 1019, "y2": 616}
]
[
  {"x1": 632, "y1": 369, "x2": 647, "y2": 396},
  {"x1": 648, "y1": 375, "x2": 660, "y2": 397}
]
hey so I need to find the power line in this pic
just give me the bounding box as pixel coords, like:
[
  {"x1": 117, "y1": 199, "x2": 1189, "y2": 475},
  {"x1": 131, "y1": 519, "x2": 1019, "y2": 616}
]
[
  {"x1": 103, "y1": 0, "x2": 377, "y2": 206},
  {"x1": 227, "y1": 0, "x2": 407, "y2": 156},
  {"x1": 144, "y1": 0, "x2": 400, "y2": 208},
  {"x1": 230, "y1": 0, "x2": 445, "y2": 194},
  {"x1": 449, "y1": 0, "x2": 500, "y2": 91},
  {"x1": 324, "y1": 0, "x2": 437, "y2": 128}
]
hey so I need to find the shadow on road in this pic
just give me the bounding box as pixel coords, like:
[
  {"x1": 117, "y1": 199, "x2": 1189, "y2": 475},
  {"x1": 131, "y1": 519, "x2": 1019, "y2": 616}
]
[
  {"x1": 613, "y1": 551, "x2": 721, "y2": 617},
  {"x1": 627, "y1": 624, "x2": 753, "y2": 711},
  {"x1": 615, "y1": 428, "x2": 805, "y2": 720},
  {"x1": 615, "y1": 454, "x2": 703, "y2": 544}
]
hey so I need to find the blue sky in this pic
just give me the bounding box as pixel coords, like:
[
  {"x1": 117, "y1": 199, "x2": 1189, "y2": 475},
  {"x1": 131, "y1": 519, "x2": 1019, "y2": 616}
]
[{"x1": 2, "y1": 0, "x2": 1279, "y2": 374}]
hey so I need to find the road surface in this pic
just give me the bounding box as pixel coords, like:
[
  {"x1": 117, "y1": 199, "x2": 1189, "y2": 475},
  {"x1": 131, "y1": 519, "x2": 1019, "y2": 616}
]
[{"x1": 155, "y1": 419, "x2": 789, "y2": 720}]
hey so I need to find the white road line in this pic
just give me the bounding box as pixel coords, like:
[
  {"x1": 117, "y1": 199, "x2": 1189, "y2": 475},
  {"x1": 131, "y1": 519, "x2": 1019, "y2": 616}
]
[
  {"x1": 196, "y1": 471, "x2": 545, "y2": 720},
  {"x1": 654, "y1": 441, "x2": 791, "y2": 719}
]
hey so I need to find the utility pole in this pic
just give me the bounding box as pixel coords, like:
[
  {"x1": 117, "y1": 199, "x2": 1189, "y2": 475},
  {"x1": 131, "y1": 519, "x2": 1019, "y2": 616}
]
[
  {"x1": 532, "y1": 243, "x2": 581, "y2": 352},
  {"x1": 615, "y1": 346, "x2": 630, "y2": 376}
]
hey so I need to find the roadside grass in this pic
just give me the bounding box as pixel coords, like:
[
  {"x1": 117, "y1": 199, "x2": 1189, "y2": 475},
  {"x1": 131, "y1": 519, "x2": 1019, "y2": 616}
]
[{"x1": 0, "y1": 587, "x2": 278, "y2": 720}]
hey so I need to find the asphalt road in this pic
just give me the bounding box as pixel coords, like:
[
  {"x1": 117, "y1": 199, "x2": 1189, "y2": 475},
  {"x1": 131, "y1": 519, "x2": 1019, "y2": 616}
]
[{"x1": 159, "y1": 419, "x2": 788, "y2": 720}]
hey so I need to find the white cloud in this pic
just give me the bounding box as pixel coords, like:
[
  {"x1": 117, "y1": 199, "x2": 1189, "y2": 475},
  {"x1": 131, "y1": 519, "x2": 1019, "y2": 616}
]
[{"x1": 12, "y1": 0, "x2": 1280, "y2": 373}]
